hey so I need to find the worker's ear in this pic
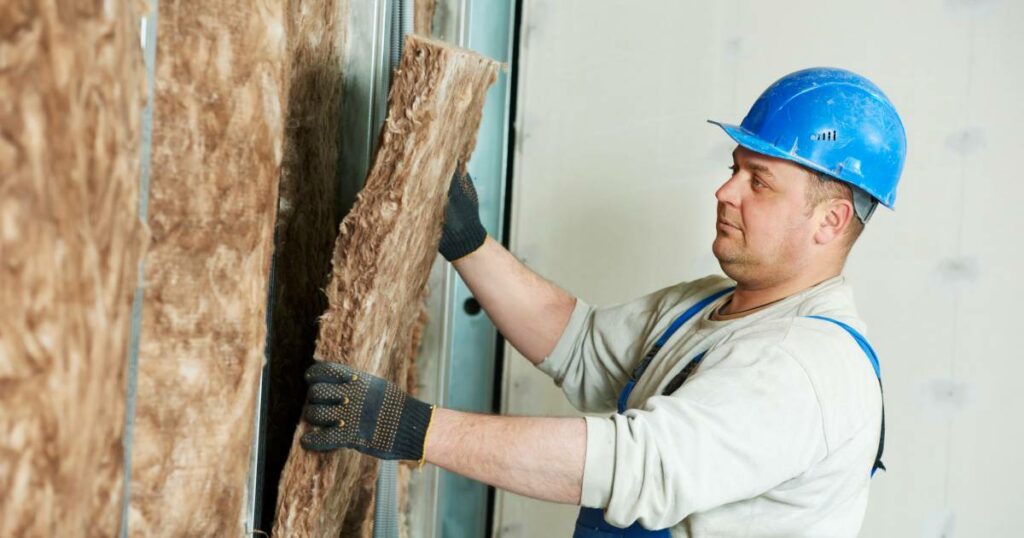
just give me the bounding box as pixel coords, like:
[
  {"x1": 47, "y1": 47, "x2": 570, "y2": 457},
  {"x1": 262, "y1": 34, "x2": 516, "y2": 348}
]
[{"x1": 814, "y1": 198, "x2": 855, "y2": 246}]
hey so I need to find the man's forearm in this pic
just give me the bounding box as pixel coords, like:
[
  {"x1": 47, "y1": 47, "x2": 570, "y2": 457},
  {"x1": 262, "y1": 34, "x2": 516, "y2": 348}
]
[
  {"x1": 423, "y1": 407, "x2": 586, "y2": 504},
  {"x1": 453, "y1": 237, "x2": 576, "y2": 364}
]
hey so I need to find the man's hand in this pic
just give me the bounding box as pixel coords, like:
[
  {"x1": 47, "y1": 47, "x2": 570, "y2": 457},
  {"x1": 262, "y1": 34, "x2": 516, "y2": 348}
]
[
  {"x1": 437, "y1": 168, "x2": 577, "y2": 364},
  {"x1": 439, "y1": 169, "x2": 487, "y2": 262},
  {"x1": 300, "y1": 362, "x2": 585, "y2": 504},
  {"x1": 301, "y1": 361, "x2": 434, "y2": 462}
]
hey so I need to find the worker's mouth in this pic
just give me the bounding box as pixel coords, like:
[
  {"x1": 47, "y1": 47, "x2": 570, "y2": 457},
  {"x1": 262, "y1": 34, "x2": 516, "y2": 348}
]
[{"x1": 717, "y1": 217, "x2": 742, "y2": 233}]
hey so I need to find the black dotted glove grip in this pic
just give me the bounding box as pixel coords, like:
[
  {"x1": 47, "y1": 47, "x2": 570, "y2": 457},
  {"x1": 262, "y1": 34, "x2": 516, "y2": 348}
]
[
  {"x1": 300, "y1": 361, "x2": 434, "y2": 462},
  {"x1": 439, "y1": 170, "x2": 487, "y2": 262}
]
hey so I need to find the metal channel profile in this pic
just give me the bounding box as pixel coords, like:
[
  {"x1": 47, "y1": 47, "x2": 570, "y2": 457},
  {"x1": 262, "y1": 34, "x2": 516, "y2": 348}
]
[
  {"x1": 406, "y1": 3, "x2": 467, "y2": 533},
  {"x1": 407, "y1": 1, "x2": 517, "y2": 537},
  {"x1": 121, "y1": 6, "x2": 159, "y2": 537},
  {"x1": 339, "y1": 0, "x2": 395, "y2": 208},
  {"x1": 441, "y1": 0, "x2": 516, "y2": 535}
]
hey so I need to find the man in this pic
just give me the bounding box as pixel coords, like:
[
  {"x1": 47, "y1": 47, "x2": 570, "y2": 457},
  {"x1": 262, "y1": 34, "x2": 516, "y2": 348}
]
[{"x1": 300, "y1": 67, "x2": 907, "y2": 536}]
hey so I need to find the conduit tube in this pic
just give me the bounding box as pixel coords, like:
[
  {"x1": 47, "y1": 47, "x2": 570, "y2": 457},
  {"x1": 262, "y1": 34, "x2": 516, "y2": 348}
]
[{"x1": 374, "y1": 2, "x2": 414, "y2": 536}]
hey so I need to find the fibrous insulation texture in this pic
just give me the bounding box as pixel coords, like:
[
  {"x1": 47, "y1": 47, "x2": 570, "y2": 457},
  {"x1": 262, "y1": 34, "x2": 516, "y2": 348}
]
[
  {"x1": 126, "y1": 1, "x2": 286, "y2": 535},
  {"x1": 0, "y1": 1, "x2": 145, "y2": 536},
  {"x1": 273, "y1": 34, "x2": 500, "y2": 537},
  {"x1": 415, "y1": 0, "x2": 437, "y2": 36}
]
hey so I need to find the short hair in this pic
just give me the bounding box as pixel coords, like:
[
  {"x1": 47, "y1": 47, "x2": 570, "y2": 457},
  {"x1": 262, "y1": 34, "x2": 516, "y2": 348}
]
[{"x1": 805, "y1": 170, "x2": 864, "y2": 248}]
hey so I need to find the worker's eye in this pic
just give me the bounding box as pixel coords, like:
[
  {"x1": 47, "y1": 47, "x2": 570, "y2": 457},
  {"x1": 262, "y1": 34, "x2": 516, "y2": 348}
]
[
  {"x1": 752, "y1": 176, "x2": 767, "y2": 190},
  {"x1": 728, "y1": 164, "x2": 739, "y2": 176}
]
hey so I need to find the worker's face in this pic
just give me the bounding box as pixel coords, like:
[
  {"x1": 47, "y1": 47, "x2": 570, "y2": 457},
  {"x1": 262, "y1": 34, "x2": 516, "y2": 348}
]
[{"x1": 712, "y1": 146, "x2": 817, "y2": 287}]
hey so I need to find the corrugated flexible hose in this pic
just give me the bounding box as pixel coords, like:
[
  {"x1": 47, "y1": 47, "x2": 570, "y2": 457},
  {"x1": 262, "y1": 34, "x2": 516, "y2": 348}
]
[{"x1": 375, "y1": 2, "x2": 413, "y2": 537}]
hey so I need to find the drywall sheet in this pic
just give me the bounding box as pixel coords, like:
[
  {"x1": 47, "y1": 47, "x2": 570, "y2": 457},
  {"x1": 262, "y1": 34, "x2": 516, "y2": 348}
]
[
  {"x1": 126, "y1": 1, "x2": 286, "y2": 535},
  {"x1": 261, "y1": 0, "x2": 350, "y2": 532},
  {"x1": 0, "y1": 2, "x2": 145, "y2": 536},
  {"x1": 498, "y1": 2, "x2": 1024, "y2": 537},
  {"x1": 273, "y1": 35, "x2": 499, "y2": 537}
]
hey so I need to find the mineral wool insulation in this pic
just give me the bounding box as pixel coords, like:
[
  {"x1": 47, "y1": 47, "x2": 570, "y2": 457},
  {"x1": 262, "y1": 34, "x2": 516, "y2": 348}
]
[
  {"x1": 0, "y1": 2, "x2": 146, "y2": 536},
  {"x1": 126, "y1": 1, "x2": 286, "y2": 536},
  {"x1": 1, "y1": 4, "x2": 488, "y2": 537},
  {"x1": 273, "y1": 35, "x2": 500, "y2": 537}
]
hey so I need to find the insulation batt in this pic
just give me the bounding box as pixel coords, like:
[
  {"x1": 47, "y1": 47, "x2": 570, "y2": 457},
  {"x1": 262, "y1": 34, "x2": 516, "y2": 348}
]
[
  {"x1": 416, "y1": 0, "x2": 438, "y2": 36},
  {"x1": 273, "y1": 35, "x2": 500, "y2": 537},
  {"x1": 126, "y1": 1, "x2": 286, "y2": 536},
  {"x1": 0, "y1": 1, "x2": 146, "y2": 536}
]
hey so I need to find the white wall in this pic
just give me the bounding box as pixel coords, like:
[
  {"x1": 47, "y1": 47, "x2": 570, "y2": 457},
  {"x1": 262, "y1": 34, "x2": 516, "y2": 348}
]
[{"x1": 495, "y1": 1, "x2": 1024, "y2": 536}]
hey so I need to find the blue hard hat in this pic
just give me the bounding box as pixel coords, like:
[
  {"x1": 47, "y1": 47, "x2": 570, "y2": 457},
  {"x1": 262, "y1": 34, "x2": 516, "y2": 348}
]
[{"x1": 709, "y1": 67, "x2": 907, "y2": 209}]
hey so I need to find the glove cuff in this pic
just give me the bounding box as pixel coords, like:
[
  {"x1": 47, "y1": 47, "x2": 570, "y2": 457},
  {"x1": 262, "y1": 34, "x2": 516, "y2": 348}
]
[{"x1": 391, "y1": 396, "x2": 435, "y2": 461}]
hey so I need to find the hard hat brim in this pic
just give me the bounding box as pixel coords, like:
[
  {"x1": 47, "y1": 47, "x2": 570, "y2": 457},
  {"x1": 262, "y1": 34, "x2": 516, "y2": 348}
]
[{"x1": 707, "y1": 120, "x2": 895, "y2": 209}]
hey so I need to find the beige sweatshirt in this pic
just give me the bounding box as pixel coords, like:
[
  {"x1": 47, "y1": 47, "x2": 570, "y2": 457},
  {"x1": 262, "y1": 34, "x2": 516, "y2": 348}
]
[{"x1": 537, "y1": 275, "x2": 883, "y2": 537}]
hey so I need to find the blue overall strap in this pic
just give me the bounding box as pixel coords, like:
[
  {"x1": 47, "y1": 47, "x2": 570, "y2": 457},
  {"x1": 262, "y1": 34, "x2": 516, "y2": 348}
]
[
  {"x1": 616, "y1": 286, "x2": 735, "y2": 414},
  {"x1": 574, "y1": 287, "x2": 735, "y2": 538},
  {"x1": 574, "y1": 507, "x2": 671, "y2": 538},
  {"x1": 805, "y1": 315, "x2": 886, "y2": 476}
]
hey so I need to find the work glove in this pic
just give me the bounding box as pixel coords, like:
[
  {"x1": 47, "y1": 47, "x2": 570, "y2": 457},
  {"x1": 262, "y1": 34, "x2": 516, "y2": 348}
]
[
  {"x1": 300, "y1": 360, "x2": 435, "y2": 462},
  {"x1": 439, "y1": 169, "x2": 487, "y2": 262}
]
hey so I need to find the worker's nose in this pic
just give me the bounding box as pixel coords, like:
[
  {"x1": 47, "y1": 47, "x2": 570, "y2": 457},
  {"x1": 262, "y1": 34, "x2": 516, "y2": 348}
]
[{"x1": 715, "y1": 172, "x2": 743, "y2": 207}]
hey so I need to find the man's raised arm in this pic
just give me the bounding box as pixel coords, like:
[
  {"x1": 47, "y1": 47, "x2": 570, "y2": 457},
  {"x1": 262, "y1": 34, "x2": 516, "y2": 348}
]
[{"x1": 440, "y1": 172, "x2": 576, "y2": 365}]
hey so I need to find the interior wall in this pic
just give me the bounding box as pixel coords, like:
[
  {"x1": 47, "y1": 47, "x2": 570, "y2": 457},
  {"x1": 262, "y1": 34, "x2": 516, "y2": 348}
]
[{"x1": 496, "y1": 1, "x2": 1024, "y2": 537}]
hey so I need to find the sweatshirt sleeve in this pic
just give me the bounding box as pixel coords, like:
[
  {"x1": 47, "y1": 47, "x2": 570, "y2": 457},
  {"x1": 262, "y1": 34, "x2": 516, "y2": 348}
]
[
  {"x1": 579, "y1": 339, "x2": 828, "y2": 530},
  {"x1": 535, "y1": 290, "x2": 668, "y2": 413},
  {"x1": 536, "y1": 277, "x2": 733, "y2": 414}
]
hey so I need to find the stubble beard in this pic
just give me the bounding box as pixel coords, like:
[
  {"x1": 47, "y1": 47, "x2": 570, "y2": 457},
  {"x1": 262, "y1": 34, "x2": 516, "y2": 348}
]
[{"x1": 713, "y1": 234, "x2": 755, "y2": 282}]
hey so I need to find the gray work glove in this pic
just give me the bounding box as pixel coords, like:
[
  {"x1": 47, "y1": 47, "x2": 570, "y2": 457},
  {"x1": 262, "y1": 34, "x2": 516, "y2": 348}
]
[
  {"x1": 301, "y1": 361, "x2": 434, "y2": 462},
  {"x1": 439, "y1": 169, "x2": 487, "y2": 262}
]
